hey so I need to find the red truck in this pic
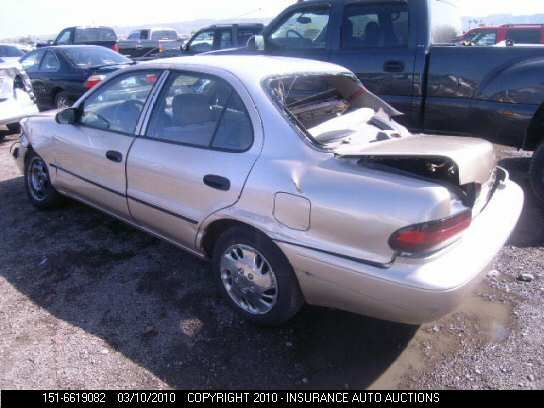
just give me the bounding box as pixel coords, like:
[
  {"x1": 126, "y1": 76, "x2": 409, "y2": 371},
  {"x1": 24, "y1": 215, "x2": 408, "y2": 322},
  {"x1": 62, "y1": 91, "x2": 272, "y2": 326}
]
[{"x1": 459, "y1": 24, "x2": 544, "y2": 46}]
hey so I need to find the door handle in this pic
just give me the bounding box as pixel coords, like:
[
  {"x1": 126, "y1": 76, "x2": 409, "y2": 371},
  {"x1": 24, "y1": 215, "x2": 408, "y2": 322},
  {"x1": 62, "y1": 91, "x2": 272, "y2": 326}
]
[
  {"x1": 106, "y1": 150, "x2": 123, "y2": 163},
  {"x1": 383, "y1": 60, "x2": 405, "y2": 73},
  {"x1": 203, "y1": 174, "x2": 231, "y2": 191}
]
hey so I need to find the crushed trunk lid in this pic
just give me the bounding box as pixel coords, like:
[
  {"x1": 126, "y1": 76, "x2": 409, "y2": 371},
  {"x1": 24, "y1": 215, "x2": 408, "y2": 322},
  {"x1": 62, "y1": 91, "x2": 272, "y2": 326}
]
[{"x1": 335, "y1": 134, "x2": 496, "y2": 187}]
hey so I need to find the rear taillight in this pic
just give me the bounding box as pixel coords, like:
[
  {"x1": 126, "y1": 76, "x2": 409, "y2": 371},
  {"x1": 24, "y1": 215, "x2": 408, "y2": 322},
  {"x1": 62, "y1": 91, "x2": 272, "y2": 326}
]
[
  {"x1": 84, "y1": 74, "x2": 106, "y2": 90},
  {"x1": 389, "y1": 210, "x2": 472, "y2": 254},
  {"x1": 112, "y1": 43, "x2": 120, "y2": 53}
]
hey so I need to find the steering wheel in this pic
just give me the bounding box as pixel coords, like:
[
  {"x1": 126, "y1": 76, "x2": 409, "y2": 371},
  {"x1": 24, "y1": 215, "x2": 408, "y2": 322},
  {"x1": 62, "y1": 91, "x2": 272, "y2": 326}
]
[{"x1": 286, "y1": 29, "x2": 304, "y2": 39}]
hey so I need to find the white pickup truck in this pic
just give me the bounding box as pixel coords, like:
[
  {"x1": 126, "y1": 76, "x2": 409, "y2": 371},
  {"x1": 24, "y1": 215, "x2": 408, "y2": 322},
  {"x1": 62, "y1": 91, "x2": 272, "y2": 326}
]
[{"x1": 118, "y1": 28, "x2": 182, "y2": 59}]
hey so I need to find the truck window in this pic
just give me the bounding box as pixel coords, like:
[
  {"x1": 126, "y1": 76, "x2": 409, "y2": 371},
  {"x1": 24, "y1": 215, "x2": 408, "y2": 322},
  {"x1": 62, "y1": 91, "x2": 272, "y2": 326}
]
[
  {"x1": 128, "y1": 31, "x2": 143, "y2": 40},
  {"x1": 74, "y1": 28, "x2": 117, "y2": 43},
  {"x1": 268, "y1": 7, "x2": 331, "y2": 50},
  {"x1": 471, "y1": 29, "x2": 497, "y2": 46},
  {"x1": 189, "y1": 30, "x2": 215, "y2": 53},
  {"x1": 56, "y1": 29, "x2": 72, "y2": 45},
  {"x1": 218, "y1": 30, "x2": 233, "y2": 49},
  {"x1": 341, "y1": 3, "x2": 409, "y2": 49},
  {"x1": 428, "y1": 0, "x2": 462, "y2": 44},
  {"x1": 506, "y1": 29, "x2": 541, "y2": 44},
  {"x1": 237, "y1": 28, "x2": 262, "y2": 46},
  {"x1": 151, "y1": 30, "x2": 178, "y2": 41}
]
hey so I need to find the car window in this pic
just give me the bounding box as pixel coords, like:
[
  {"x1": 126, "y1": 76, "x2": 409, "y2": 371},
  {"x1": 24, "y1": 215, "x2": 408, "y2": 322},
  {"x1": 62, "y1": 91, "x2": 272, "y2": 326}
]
[
  {"x1": 506, "y1": 29, "x2": 541, "y2": 44},
  {"x1": 188, "y1": 31, "x2": 214, "y2": 53},
  {"x1": 218, "y1": 30, "x2": 233, "y2": 49},
  {"x1": 56, "y1": 30, "x2": 72, "y2": 45},
  {"x1": 269, "y1": 7, "x2": 331, "y2": 50},
  {"x1": 342, "y1": 3, "x2": 409, "y2": 49},
  {"x1": 0, "y1": 45, "x2": 25, "y2": 58},
  {"x1": 40, "y1": 51, "x2": 60, "y2": 72},
  {"x1": 237, "y1": 27, "x2": 262, "y2": 46},
  {"x1": 80, "y1": 71, "x2": 159, "y2": 134},
  {"x1": 147, "y1": 72, "x2": 253, "y2": 151},
  {"x1": 20, "y1": 50, "x2": 45, "y2": 72}
]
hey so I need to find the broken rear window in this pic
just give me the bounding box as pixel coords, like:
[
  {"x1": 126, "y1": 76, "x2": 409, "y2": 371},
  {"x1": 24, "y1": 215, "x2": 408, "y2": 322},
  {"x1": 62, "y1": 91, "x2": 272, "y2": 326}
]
[{"x1": 266, "y1": 73, "x2": 407, "y2": 146}]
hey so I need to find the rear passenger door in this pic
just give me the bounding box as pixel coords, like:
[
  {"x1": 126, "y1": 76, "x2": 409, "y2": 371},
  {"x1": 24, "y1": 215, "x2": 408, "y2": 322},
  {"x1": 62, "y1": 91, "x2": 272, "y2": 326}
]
[
  {"x1": 329, "y1": 1, "x2": 417, "y2": 125},
  {"x1": 127, "y1": 70, "x2": 262, "y2": 250}
]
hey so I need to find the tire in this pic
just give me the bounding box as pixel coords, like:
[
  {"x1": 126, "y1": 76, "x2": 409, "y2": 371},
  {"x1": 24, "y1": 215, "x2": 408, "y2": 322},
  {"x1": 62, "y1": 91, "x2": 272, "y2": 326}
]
[
  {"x1": 55, "y1": 92, "x2": 73, "y2": 110},
  {"x1": 7, "y1": 123, "x2": 21, "y2": 134},
  {"x1": 24, "y1": 151, "x2": 64, "y2": 210},
  {"x1": 530, "y1": 143, "x2": 544, "y2": 205},
  {"x1": 212, "y1": 226, "x2": 304, "y2": 326}
]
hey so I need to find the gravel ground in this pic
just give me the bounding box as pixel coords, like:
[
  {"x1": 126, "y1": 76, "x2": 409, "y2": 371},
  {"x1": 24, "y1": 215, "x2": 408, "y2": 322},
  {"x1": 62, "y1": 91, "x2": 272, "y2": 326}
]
[{"x1": 0, "y1": 130, "x2": 542, "y2": 390}]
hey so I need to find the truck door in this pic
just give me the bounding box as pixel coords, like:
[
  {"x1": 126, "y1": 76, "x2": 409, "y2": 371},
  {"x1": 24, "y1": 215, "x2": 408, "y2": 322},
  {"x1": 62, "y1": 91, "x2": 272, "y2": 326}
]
[{"x1": 329, "y1": 2, "x2": 418, "y2": 127}]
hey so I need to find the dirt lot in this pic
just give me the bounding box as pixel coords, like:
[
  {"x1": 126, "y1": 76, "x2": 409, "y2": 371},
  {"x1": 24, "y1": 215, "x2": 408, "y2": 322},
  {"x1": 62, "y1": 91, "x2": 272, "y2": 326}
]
[{"x1": 0, "y1": 130, "x2": 543, "y2": 390}]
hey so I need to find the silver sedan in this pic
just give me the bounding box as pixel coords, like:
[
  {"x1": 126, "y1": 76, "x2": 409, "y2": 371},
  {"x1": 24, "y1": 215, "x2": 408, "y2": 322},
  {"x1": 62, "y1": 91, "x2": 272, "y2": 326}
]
[{"x1": 11, "y1": 56, "x2": 524, "y2": 326}]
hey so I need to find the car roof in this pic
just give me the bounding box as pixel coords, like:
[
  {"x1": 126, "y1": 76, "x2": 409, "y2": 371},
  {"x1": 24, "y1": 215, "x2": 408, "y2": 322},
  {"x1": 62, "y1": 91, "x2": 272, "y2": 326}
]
[
  {"x1": 139, "y1": 55, "x2": 349, "y2": 83},
  {"x1": 41, "y1": 45, "x2": 110, "y2": 50}
]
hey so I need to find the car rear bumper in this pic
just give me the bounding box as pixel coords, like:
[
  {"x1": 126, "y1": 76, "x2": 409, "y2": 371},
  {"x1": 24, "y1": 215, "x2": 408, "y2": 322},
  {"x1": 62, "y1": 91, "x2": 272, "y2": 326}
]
[
  {"x1": 0, "y1": 95, "x2": 39, "y2": 127},
  {"x1": 278, "y1": 172, "x2": 524, "y2": 324}
]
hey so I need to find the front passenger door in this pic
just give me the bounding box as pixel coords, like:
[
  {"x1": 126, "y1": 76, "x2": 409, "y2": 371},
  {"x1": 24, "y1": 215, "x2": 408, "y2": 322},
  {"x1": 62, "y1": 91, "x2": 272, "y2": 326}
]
[{"x1": 53, "y1": 70, "x2": 161, "y2": 218}]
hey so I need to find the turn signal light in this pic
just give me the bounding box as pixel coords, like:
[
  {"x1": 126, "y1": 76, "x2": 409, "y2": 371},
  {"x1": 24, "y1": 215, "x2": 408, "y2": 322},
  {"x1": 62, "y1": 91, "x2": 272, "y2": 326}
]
[
  {"x1": 84, "y1": 75, "x2": 106, "y2": 90},
  {"x1": 389, "y1": 210, "x2": 472, "y2": 254}
]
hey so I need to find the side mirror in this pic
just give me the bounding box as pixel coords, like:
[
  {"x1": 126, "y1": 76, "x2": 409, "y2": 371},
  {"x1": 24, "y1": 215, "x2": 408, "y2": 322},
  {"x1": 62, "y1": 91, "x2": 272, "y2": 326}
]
[
  {"x1": 247, "y1": 35, "x2": 265, "y2": 51},
  {"x1": 55, "y1": 108, "x2": 78, "y2": 125}
]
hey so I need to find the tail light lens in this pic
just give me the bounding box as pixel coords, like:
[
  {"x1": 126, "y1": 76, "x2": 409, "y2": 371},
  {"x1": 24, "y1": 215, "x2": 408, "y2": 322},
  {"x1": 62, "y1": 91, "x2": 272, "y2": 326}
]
[
  {"x1": 389, "y1": 210, "x2": 472, "y2": 254},
  {"x1": 112, "y1": 43, "x2": 120, "y2": 53},
  {"x1": 84, "y1": 74, "x2": 106, "y2": 90}
]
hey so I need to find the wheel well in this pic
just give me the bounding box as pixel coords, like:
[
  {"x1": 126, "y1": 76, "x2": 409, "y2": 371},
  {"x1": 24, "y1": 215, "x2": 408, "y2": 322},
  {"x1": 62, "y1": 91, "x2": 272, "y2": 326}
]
[
  {"x1": 201, "y1": 219, "x2": 262, "y2": 258},
  {"x1": 526, "y1": 103, "x2": 544, "y2": 151},
  {"x1": 52, "y1": 87, "x2": 64, "y2": 100}
]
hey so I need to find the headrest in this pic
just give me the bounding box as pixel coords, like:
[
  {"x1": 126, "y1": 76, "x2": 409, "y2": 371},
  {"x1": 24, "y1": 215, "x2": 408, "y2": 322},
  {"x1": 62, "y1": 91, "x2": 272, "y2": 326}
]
[{"x1": 172, "y1": 93, "x2": 213, "y2": 126}]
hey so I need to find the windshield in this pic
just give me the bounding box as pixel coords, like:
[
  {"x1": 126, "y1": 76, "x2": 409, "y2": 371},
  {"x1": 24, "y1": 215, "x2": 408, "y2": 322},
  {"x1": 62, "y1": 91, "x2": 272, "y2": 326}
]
[
  {"x1": 63, "y1": 47, "x2": 130, "y2": 69},
  {"x1": 267, "y1": 73, "x2": 409, "y2": 147},
  {"x1": 0, "y1": 45, "x2": 24, "y2": 58},
  {"x1": 74, "y1": 28, "x2": 117, "y2": 43}
]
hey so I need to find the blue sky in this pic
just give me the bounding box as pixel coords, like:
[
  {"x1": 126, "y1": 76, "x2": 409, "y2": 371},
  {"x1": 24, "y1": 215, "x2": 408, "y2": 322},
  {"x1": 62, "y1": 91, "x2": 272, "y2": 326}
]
[{"x1": 0, "y1": 0, "x2": 542, "y2": 39}]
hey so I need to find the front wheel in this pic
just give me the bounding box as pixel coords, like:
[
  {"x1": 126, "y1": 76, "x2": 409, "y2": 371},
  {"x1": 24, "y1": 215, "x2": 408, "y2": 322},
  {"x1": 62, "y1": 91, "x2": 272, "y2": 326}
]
[
  {"x1": 212, "y1": 226, "x2": 304, "y2": 326},
  {"x1": 530, "y1": 143, "x2": 544, "y2": 205},
  {"x1": 24, "y1": 152, "x2": 64, "y2": 209}
]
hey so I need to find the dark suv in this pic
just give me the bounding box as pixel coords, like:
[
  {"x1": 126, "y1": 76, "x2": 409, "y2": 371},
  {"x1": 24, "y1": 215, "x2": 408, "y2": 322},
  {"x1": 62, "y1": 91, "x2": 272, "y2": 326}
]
[{"x1": 38, "y1": 26, "x2": 119, "y2": 52}]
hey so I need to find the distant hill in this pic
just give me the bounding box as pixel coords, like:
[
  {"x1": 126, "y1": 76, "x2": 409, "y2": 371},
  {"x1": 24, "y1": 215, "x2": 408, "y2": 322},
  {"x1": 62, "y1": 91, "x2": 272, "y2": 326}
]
[{"x1": 463, "y1": 14, "x2": 544, "y2": 31}]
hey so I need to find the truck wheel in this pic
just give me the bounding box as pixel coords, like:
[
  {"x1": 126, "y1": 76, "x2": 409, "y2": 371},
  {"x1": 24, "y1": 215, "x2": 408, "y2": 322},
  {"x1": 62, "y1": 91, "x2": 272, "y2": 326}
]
[
  {"x1": 212, "y1": 226, "x2": 304, "y2": 326},
  {"x1": 530, "y1": 143, "x2": 544, "y2": 205},
  {"x1": 24, "y1": 151, "x2": 64, "y2": 209}
]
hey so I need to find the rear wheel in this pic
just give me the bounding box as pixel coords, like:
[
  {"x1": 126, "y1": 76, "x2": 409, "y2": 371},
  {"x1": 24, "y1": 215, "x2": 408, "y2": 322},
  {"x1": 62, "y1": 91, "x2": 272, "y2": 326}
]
[
  {"x1": 530, "y1": 143, "x2": 544, "y2": 205},
  {"x1": 212, "y1": 226, "x2": 304, "y2": 326},
  {"x1": 55, "y1": 92, "x2": 73, "y2": 110},
  {"x1": 24, "y1": 151, "x2": 64, "y2": 209}
]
